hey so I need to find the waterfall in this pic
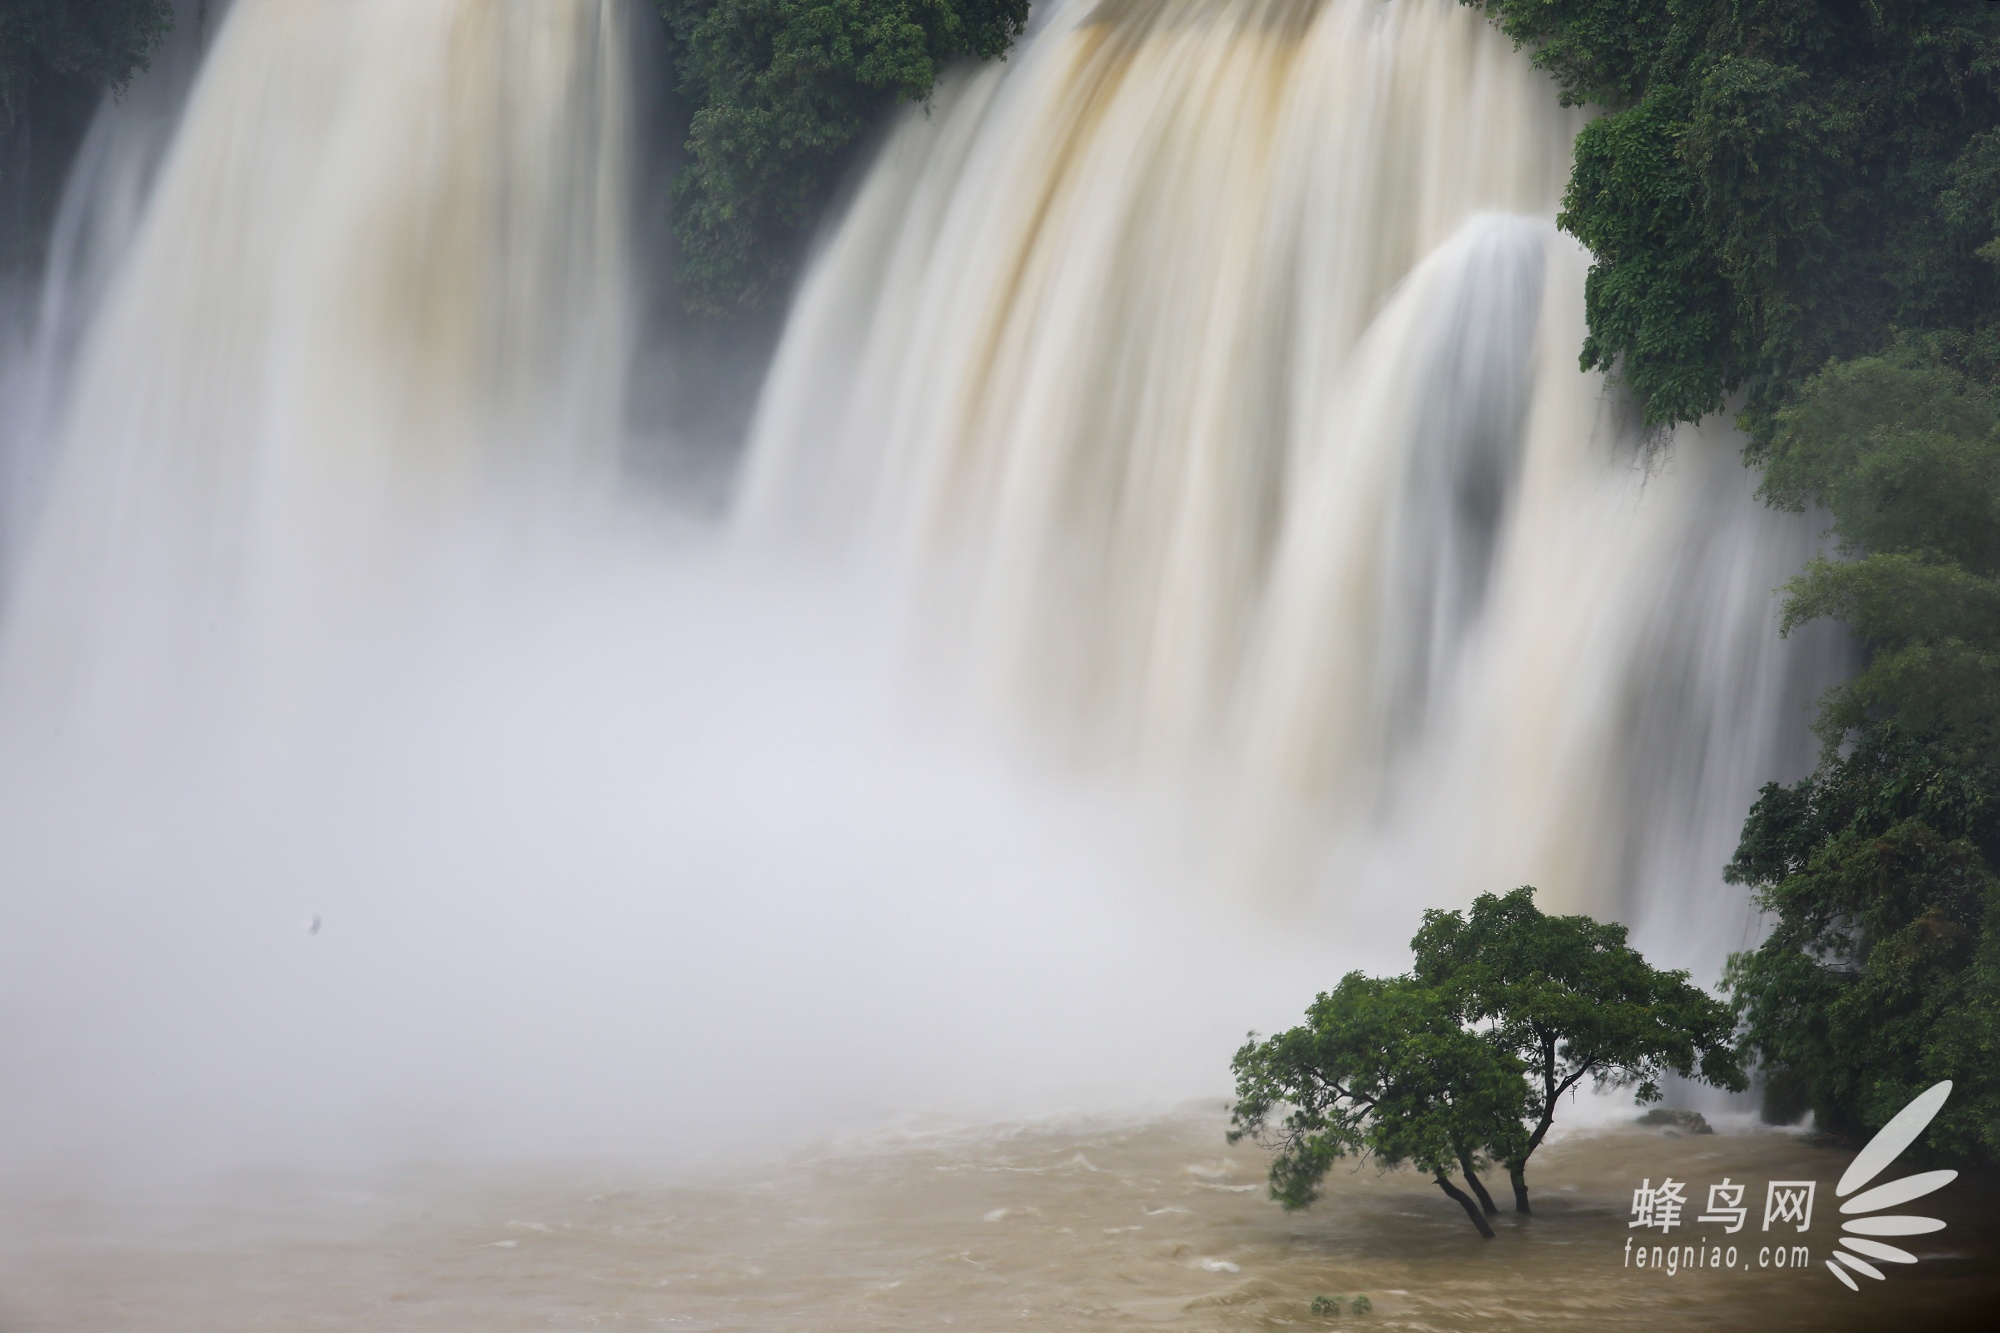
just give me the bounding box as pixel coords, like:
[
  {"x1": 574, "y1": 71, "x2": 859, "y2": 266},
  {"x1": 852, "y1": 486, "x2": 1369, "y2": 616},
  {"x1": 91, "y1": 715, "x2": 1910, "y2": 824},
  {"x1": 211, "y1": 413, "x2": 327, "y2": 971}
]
[
  {"x1": 0, "y1": 0, "x2": 639, "y2": 745},
  {"x1": 741, "y1": 0, "x2": 1840, "y2": 973},
  {"x1": 0, "y1": 0, "x2": 1848, "y2": 1185}
]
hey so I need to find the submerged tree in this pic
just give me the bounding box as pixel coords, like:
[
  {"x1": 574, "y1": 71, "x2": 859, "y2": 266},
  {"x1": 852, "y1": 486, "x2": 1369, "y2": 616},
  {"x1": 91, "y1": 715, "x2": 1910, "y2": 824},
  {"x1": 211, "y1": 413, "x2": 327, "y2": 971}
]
[
  {"x1": 1233, "y1": 889, "x2": 1744, "y2": 1234},
  {"x1": 1229, "y1": 973, "x2": 1527, "y2": 1238},
  {"x1": 1411, "y1": 887, "x2": 1747, "y2": 1213}
]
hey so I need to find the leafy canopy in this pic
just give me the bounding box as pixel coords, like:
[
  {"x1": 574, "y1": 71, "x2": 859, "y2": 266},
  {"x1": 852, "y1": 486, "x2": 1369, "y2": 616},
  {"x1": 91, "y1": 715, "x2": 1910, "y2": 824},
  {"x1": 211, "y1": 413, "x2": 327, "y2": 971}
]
[
  {"x1": 1232, "y1": 889, "x2": 1742, "y2": 1232},
  {"x1": 658, "y1": 0, "x2": 1027, "y2": 313},
  {"x1": 1726, "y1": 727, "x2": 2000, "y2": 1159},
  {"x1": 1229, "y1": 973, "x2": 1527, "y2": 1236},
  {"x1": 1724, "y1": 348, "x2": 2000, "y2": 1161},
  {"x1": 1412, "y1": 887, "x2": 1744, "y2": 1211},
  {"x1": 1466, "y1": 1, "x2": 2000, "y2": 437}
]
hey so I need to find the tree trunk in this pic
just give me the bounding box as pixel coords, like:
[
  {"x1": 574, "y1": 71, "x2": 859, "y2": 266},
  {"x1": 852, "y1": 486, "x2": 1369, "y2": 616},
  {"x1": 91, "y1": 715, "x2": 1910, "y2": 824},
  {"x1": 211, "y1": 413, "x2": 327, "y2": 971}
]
[
  {"x1": 1455, "y1": 1148, "x2": 1499, "y2": 1215},
  {"x1": 1508, "y1": 1158, "x2": 1531, "y2": 1214},
  {"x1": 1432, "y1": 1172, "x2": 1496, "y2": 1238}
]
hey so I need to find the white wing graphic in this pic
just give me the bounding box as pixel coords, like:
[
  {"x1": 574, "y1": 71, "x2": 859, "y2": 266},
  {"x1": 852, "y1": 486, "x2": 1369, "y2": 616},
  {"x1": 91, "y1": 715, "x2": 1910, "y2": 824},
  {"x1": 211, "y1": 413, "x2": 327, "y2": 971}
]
[{"x1": 1824, "y1": 1080, "x2": 1956, "y2": 1292}]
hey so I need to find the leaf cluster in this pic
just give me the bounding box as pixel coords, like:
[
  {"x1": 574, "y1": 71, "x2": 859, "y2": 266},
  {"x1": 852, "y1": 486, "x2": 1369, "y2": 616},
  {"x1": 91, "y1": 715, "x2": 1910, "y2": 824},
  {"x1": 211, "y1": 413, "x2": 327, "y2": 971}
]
[
  {"x1": 1724, "y1": 350, "x2": 2000, "y2": 1161},
  {"x1": 1413, "y1": 887, "x2": 1746, "y2": 1117},
  {"x1": 1466, "y1": 1, "x2": 2000, "y2": 437},
  {"x1": 1231, "y1": 889, "x2": 1742, "y2": 1225},
  {"x1": 1229, "y1": 972, "x2": 1527, "y2": 1211},
  {"x1": 1725, "y1": 731, "x2": 2000, "y2": 1160},
  {"x1": 657, "y1": 0, "x2": 1026, "y2": 314},
  {"x1": 1765, "y1": 348, "x2": 2000, "y2": 741}
]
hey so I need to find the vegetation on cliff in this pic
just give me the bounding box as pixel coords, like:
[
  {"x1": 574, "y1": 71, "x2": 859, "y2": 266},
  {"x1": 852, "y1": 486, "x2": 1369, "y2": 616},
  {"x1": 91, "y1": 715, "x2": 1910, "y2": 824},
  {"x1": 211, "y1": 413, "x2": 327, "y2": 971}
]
[
  {"x1": 0, "y1": 0, "x2": 173, "y2": 279},
  {"x1": 1466, "y1": 0, "x2": 2000, "y2": 437},
  {"x1": 656, "y1": 0, "x2": 1027, "y2": 314},
  {"x1": 1724, "y1": 348, "x2": 2000, "y2": 1158}
]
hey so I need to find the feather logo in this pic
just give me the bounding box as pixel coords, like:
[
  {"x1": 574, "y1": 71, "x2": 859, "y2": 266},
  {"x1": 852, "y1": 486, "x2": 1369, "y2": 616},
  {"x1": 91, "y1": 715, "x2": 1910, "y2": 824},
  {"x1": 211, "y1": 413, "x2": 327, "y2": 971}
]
[{"x1": 1824, "y1": 1080, "x2": 1957, "y2": 1291}]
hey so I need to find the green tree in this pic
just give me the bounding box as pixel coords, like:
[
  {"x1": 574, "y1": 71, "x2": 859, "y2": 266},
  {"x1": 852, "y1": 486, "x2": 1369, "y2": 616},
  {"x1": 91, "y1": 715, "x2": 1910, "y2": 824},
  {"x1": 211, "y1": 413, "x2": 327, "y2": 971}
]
[
  {"x1": 1412, "y1": 887, "x2": 1747, "y2": 1214},
  {"x1": 1229, "y1": 974, "x2": 1528, "y2": 1238},
  {"x1": 657, "y1": 0, "x2": 1027, "y2": 314},
  {"x1": 1464, "y1": 1, "x2": 2000, "y2": 439},
  {"x1": 1723, "y1": 347, "x2": 2000, "y2": 1160}
]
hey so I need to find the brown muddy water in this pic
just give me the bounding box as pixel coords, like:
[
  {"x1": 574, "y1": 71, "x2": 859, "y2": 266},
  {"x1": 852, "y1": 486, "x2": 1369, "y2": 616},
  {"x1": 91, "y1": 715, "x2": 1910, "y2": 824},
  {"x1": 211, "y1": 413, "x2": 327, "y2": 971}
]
[{"x1": 2, "y1": 1110, "x2": 1993, "y2": 1332}]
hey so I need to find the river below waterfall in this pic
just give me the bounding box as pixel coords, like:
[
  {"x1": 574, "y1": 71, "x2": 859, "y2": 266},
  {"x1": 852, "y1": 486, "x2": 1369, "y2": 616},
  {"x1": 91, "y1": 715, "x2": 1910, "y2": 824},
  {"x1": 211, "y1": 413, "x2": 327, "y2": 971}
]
[{"x1": 2, "y1": 1113, "x2": 1992, "y2": 1332}]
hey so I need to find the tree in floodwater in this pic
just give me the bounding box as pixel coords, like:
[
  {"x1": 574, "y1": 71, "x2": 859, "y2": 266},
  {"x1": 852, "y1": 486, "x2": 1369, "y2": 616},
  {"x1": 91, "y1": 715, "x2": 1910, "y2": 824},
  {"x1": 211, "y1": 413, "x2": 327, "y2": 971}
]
[
  {"x1": 1411, "y1": 887, "x2": 1747, "y2": 1214},
  {"x1": 1232, "y1": 890, "x2": 1744, "y2": 1235},
  {"x1": 1228, "y1": 973, "x2": 1528, "y2": 1238}
]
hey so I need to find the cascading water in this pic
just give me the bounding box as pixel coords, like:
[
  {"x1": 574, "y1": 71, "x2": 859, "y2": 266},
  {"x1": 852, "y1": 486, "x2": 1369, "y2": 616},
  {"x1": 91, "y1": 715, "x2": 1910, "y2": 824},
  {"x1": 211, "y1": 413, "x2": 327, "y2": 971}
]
[
  {"x1": 742, "y1": 0, "x2": 1840, "y2": 974},
  {"x1": 0, "y1": 0, "x2": 638, "y2": 748},
  {"x1": 0, "y1": 0, "x2": 1353, "y2": 1184},
  {"x1": 0, "y1": 0, "x2": 1840, "y2": 1210}
]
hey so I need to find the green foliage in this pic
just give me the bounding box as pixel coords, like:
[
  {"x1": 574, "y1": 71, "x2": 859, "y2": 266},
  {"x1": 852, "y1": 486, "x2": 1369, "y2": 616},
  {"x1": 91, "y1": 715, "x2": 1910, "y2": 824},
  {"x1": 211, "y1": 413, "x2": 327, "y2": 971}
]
[
  {"x1": 1229, "y1": 972, "x2": 1526, "y2": 1235},
  {"x1": 1231, "y1": 890, "x2": 1740, "y2": 1232},
  {"x1": 1309, "y1": 1293, "x2": 1372, "y2": 1318},
  {"x1": 0, "y1": 0, "x2": 172, "y2": 124},
  {"x1": 1412, "y1": 887, "x2": 1744, "y2": 1211},
  {"x1": 1465, "y1": 2, "x2": 2000, "y2": 436},
  {"x1": 1761, "y1": 350, "x2": 2000, "y2": 740},
  {"x1": 657, "y1": 0, "x2": 1026, "y2": 313},
  {"x1": 1723, "y1": 349, "x2": 2000, "y2": 1161},
  {"x1": 0, "y1": 0, "x2": 173, "y2": 278},
  {"x1": 1726, "y1": 730, "x2": 2000, "y2": 1158}
]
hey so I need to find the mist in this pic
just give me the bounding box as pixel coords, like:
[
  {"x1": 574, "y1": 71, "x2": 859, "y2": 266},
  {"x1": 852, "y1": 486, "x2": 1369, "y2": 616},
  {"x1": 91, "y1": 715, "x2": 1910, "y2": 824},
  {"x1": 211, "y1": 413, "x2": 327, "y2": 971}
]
[{"x1": 0, "y1": 503, "x2": 1378, "y2": 1199}]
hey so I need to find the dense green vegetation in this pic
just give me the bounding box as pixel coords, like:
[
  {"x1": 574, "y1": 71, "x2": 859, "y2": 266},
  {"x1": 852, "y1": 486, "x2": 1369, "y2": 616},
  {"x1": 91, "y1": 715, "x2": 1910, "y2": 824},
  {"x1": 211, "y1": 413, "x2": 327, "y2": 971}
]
[
  {"x1": 1464, "y1": 1, "x2": 2000, "y2": 1160},
  {"x1": 0, "y1": 0, "x2": 173, "y2": 280},
  {"x1": 1724, "y1": 347, "x2": 2000, "y2": 1158},
  {"x1": 1231, "y1": 890, "x2": 1741, "y2": 1236},
  {"x1": 1231, "y1": 971, "x2": 1526, "y2": 1237},
  {"x1": 1466, "y1": 0, "x2": 2000, "y2": 438},
  {"x1": 656, "y1": 0, "x2": 1027, "y2": 313},
  {"x1": 1411, "y1": 888, "x2": 1744, "y2": 1213}
]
